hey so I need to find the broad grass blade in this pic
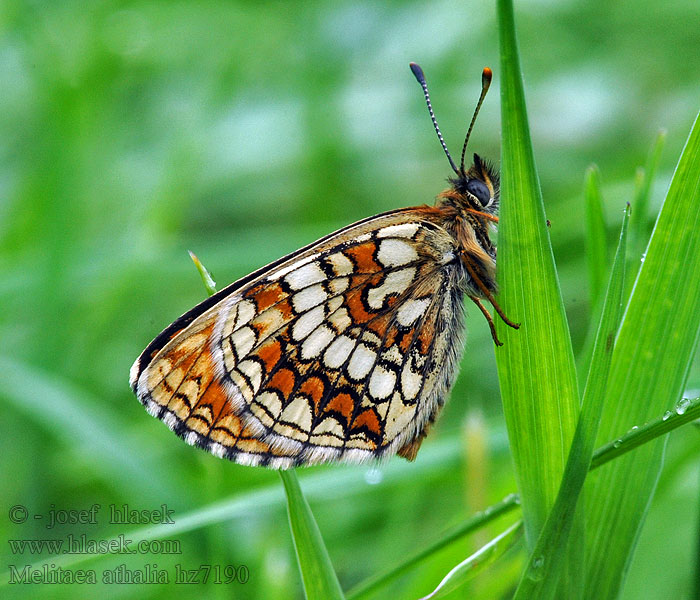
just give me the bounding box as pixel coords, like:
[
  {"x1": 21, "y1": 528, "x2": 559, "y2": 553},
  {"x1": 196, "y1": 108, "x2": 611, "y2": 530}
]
[{"x1": 496, "y1": 0, "x2": 580, "y2": 545}]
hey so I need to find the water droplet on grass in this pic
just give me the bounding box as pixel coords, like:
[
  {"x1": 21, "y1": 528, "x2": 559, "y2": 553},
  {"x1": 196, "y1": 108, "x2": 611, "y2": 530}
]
[
  {"x1": 364, "y1": 467, "x2": 383, "y2": 485},
  {"x1": 676, "y1": 397, "x2": 691, "y2": 415},
  {"x1": 528, "y1": 556, "x2": 546, "y2": 581}
]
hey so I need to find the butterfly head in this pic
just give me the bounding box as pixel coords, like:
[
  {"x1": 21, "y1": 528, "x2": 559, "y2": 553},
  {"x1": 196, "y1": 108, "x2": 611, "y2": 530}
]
[{"x1": 451, "y1": 153, "x2": 500, "y2": 215}]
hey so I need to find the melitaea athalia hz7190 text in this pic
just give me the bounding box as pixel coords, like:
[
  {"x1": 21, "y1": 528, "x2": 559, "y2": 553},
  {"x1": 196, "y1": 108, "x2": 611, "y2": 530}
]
[{"x1": 130, "y1": 64, "x2": 519, "y2": 469}]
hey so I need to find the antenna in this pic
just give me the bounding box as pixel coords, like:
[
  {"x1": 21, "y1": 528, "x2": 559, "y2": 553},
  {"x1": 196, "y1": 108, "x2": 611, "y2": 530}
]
[
  {"x1": 459, "y1": 67, "x2": 492, "y2": 174},
  {"x1": 410, "y1": 62, "x2": 459, "y2": 175}
]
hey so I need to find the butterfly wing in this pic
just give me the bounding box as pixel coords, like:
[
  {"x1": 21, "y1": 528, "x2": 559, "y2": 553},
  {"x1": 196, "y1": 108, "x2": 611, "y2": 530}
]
[{"x1": 130, "y1": 208, "x2": 468, "y2": 468}]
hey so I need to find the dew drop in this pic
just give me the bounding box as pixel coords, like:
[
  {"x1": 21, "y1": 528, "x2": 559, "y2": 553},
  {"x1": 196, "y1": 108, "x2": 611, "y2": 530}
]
[
  {"x1": 528, "y1": 556, "x2": 546, "y2": 580},
  {"x1": 640, "y1": 253, "x2": 647, "y2": 263},
  {"x1": 504, "y1": 493, "x2": 520, "y2": 505},
  {"x1": 364, "y1": 467, "x2": 383, "y2": 485},
  {"x1": 676, "y1": 397, "x2": 691, "y2": 415},
  {"x1": 613, "y1": 439, "x2": 623, "y2": 448},
  {"x1": 662, "y1": 410, "x2": 672, "y2": 421}
]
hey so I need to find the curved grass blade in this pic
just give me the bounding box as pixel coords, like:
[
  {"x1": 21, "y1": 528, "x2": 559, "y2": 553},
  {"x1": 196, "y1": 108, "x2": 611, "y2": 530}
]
[
  {"x1": 419, "y1": 521, "x2": 524, "y2": 600},
  {"x1": 349, "y1": 387, "x2": 697, "y2": 600},
  {"x1": 280, "y1": 469, "x2": 345, "y2": 600},
  {"x1": 584, "y1": 110, "x2": 700, "y2": 598},
  {"x1": 496, "y1": 0, "x2": 580, "y2": 547},
  {"x1": 513, "y1": 205, "x2": 629, "y2": 599}
]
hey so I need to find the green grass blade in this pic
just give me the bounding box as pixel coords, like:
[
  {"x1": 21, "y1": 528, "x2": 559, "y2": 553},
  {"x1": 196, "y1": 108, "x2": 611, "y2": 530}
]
[
  {"x1": 280, "y1": 470, "x2": 345, "y2": 600},
  {"x1": 189, "y1": 250, "x2": 217, "y2": 296},
  {"x1": 419, "y1": 521, "x2": 524, "y2": 600},
  {"x1": 513, "y1": 205, "x2": 629, "y2": 599},
  {"x1": 584, "y1": 110, "x2": 700, "y2": 598},
  {"x1": 496, "y1": 0, "x2": 580, "y2": 548},
  {"x1": 584, "y1": 165, "x2": 609, "y2": 307},
  {"x1": 346, "y1": 493, "x2": 520, "y2": 600}
]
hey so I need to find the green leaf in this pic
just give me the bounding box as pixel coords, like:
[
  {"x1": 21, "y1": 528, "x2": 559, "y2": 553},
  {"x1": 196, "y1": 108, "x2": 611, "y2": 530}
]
[
  {"x1": 349, "y1": 386, "x2": 697, "y2": 600},
  {"x1": 495, "y1": 0, "x2": 580, "y2": 549},
  {"x1": 419, "y1": 521, "x2": 524, "y2": 600},
  {"x1": 280, "y1": 469, "x2": 345, "y2": 600},
  {"x1": 513, "y1": 205, "x2": 629, "y2": 600},
  {"x1": 584, "y1": 164, "x2": 609, "y2": 307},
  {"x1": 584, "y1": 110, "x2": 700, "y2": 598}
]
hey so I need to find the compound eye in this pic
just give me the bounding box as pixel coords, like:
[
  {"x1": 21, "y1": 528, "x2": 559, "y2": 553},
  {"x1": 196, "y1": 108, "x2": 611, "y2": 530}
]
[{"x1": 466, "y1": 179, "x2": 490, "y2": 206}]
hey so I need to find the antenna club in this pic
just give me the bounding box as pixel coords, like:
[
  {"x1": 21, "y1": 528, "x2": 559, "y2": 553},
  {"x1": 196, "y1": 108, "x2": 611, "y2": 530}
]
[
  {"x1": 409, "y1": 62, "x2": 425, "y2": 83},
  {"x1": 482, "y1": 67, "x2": 493, "y2": 85}
]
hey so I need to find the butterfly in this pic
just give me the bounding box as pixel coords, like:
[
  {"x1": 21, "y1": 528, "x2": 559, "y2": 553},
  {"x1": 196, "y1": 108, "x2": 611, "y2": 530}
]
[{"x1": 129, "y1": 63, "x2": 519, "y2": 469}]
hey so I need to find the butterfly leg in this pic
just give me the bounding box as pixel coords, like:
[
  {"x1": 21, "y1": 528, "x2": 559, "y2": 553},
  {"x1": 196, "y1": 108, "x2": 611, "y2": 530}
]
[
  {"x1": 460, "y1": 253, "x2": 520, "y2": 331},
  {"x1": 469, "y1": 295, "x2": 502, "y2": 346}
]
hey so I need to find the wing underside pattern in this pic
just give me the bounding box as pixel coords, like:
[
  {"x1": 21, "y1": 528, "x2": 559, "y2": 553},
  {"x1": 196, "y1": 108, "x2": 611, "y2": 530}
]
[{"x1": 131, "y1": 212, "x2": 469, "y2": 468}]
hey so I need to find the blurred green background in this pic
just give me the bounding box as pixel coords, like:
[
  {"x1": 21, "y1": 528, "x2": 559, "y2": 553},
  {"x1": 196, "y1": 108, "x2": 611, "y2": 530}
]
[{"x1": 1, "y1": 1, "x2": 699, "y2": 598}]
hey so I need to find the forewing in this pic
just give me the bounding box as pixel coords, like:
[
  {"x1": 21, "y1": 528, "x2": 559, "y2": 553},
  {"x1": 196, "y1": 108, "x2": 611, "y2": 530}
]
[{"x1": 131, "y1": 208, "x2": 467, "y2": 468}]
